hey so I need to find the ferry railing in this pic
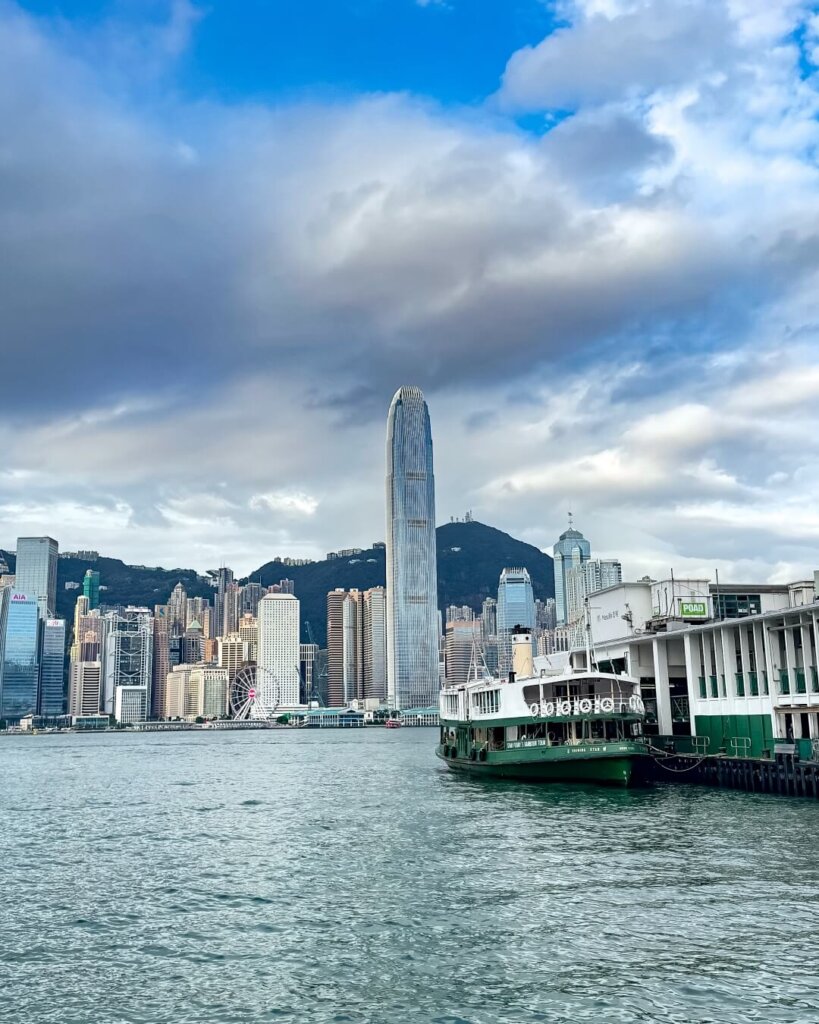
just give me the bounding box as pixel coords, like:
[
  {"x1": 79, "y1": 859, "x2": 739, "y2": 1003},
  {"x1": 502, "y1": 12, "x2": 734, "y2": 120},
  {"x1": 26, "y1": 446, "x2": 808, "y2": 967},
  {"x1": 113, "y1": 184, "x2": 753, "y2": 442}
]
[
  {"x1": 528, "y1": 694, "x2": 642, "y2": 717},
  {"x1": 728, "y1": 736, "x2": 751, "y2": 758},
  {"x1": 691, "y1": 736, "x2": 711, "y2": 756}
]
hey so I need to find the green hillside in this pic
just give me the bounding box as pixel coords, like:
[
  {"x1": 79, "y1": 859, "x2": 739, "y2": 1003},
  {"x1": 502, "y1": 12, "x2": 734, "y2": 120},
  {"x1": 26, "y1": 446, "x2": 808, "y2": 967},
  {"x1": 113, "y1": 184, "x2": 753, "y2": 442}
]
[{"x1": 0, "y1": 520, "x2": 554, "y2": 646}]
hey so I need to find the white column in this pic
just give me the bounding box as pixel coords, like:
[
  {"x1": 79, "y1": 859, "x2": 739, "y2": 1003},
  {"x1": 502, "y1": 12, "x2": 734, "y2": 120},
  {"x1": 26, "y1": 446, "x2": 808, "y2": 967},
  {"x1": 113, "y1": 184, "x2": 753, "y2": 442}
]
[{"x1": 653, "y1": 638, "x2": 673, "y2": 735}]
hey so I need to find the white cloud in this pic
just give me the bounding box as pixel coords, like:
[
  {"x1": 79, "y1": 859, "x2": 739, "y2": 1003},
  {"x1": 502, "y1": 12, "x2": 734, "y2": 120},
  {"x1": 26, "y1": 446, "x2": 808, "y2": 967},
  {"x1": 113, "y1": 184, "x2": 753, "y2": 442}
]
[{"x1": 249, "y1": 492, "x2": 320, "y2": 518}]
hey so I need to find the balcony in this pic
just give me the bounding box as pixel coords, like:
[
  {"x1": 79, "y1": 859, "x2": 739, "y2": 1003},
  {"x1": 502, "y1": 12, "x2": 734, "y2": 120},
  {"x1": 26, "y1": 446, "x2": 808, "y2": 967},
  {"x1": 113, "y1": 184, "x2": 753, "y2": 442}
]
[
  {"x1": 779, "y1": 669, "x2": 790, "y2": 696},
  {"x1": 735, "y1": 672, "x2": 745, "y2": 698}
]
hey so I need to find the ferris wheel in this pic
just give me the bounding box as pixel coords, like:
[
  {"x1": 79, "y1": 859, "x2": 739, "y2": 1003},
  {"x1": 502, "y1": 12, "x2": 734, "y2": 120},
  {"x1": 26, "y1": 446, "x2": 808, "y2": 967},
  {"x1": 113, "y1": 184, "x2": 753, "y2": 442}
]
[{"x1": 230, "y1": 664, "x2": 281, "y2": 721}]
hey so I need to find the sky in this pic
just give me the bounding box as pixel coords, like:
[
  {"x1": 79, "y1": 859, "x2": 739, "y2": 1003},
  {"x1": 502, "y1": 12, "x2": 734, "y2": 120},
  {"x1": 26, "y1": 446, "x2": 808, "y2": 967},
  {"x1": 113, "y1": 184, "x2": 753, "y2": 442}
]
[{"x1": 3, "y1": 0, "x2": 819, "y2": 582}]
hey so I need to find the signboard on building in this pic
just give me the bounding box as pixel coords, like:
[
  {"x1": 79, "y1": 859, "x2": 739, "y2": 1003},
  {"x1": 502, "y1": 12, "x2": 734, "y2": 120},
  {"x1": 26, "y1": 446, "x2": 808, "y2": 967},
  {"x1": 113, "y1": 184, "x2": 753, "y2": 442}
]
[{"x1": 679, "y1": 600, "x2": 709, "y2": 619}]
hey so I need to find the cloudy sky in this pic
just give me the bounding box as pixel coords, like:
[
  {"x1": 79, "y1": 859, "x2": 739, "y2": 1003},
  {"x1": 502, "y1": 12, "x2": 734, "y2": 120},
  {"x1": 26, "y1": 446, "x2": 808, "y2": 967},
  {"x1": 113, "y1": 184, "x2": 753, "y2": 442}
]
[{"x1": 3, "y1": 0, "x2": 819, "y2": 582}]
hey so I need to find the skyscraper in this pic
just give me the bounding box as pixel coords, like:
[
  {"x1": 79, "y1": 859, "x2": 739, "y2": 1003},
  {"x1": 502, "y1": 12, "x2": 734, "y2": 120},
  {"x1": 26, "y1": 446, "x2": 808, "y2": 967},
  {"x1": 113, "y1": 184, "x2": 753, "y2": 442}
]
[
  {"x1": 15, "y1": 537, "x2": 58, "y2": 617},
  {"x1": 362, "y1": 587, "x2": 387, "y2": 702},
  {"x1": 82, "y1": 569, "x2": 100, "y2": 610},
  {"x1": 0, "y1": 590, "x2": 40, "y2": 723},
  {"x1": 212, "y1": 567, "x2": 234, "y2": 638},
  {"x1": 39, "y1": 618, "x2": 66, "y2": 716},
  {"x1": 553, "y1": 520, "x2": 591, "y2": 624},
  {"x1": 496, "y1": 568, "x2": 536, "y2": 675},
  {"x1": 385, "y1": 386, "x2": 439, "y2": 709},
  {"x1": 151, "y1": 605, "x2": 170, "y2": 719},
  {"x1": 256, "y1": 593, "x2": 301, "y2": 710},
  {"x1": 101, "y1": 608, "x2": 153, "y2": 723}
]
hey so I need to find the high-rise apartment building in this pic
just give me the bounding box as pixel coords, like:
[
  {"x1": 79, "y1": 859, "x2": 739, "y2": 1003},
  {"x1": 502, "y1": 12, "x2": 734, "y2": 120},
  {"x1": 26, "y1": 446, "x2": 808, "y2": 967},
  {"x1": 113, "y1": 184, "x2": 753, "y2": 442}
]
[
  {"x1": 240, "y1": 583, "x2": 263, "y2": 617},
  {"x1": 446, "y1": 604, "x2": 473, "y2": 624},
  {"x1": 385, "y1": 386, "x2": 439, "y2": 709},
  {"x1": 363, "y1": 587, "x2": 387, "y2": 702},
  {"x1": 0, "y1": 590, "x2": 40, "y2": 722},
  {"x1": 82, "y1": 569, "x2": 100, "y2": 610},
  {"x1": 326, "y1": 589, "x2": 364, "y2": 705},
  {"x1": 327, "y1": 589, "x2": 347, "y2": 707},
  {"x1": 186, "y1": 596, "x2": 211, "y2": 638},
  {"x1": 39, "y1": 618, "x2": 66, "y2": 716},
  {"x1": 102, "y1": 608, "x2": 153, "y2": 722},
  {"x1": 497, "y1": 568, "x2": 536, "y2": 675},
  {"x1": 445, "y1": 619, "x2": 482, "y2": 688},
  {"x1": 257, "y1": 594, "x2": 301, "y2": 709},
  {"x1": 565, "y1": 558, "x2": 623, "y2": 627},
  {"x1": 553, "y1": 521, "x2": 591, "y2": 624},
  {"x1": 15, "y1": 537, "x2": 58, "y2": 617}
]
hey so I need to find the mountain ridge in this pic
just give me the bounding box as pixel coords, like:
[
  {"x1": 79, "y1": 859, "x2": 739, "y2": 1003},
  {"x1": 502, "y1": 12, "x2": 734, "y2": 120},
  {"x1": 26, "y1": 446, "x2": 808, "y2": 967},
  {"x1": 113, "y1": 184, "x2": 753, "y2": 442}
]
[{"x1": 0, "y1": 520, "x2": 554, "y2": 647}]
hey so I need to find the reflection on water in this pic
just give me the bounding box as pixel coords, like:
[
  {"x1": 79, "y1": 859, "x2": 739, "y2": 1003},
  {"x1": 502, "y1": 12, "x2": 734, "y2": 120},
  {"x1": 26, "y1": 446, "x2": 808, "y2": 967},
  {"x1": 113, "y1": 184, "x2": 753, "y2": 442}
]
[{"x1": 1, "y1": 729, "x2": 819, "y2": 1023}]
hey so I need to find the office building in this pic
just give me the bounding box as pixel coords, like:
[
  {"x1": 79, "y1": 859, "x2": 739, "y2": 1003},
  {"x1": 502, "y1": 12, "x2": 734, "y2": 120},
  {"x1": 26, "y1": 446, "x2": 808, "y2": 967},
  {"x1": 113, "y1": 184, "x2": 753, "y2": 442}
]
[
  {"x1": 553, "y1": 520, "x2": 591, "y2": 624},
  {"x1": 300, "y1": 643, "x2": 319, "y2": 704},
  {"x1": 69, "y1": 661, "x2": 103, "y2": 717},
  {"x1": 181, "y1": 620, "x2": 205, "y2": 664},
  {"x1": 102, "y1": 608, "x2": 153, "y2": 722},
  {"x1": 186, "y1": 596, "x2": 211, "y2": 638},
  {"x1": 238, "y1": 614, "x2": 258, "y2": 661},
  {"x1": 363, "y1": 587, "x2": 387, "y2": 702},
  {"x1": 497, "y1": 568, "x2": 536, "y2": 675},
  {"x1": 152, "y1": 605, "x2": 170, "y2": 719},
  {"x1": 327, "y1": 589, "x2": 347, "y2": 707},
  {"x1": 257, "y1": 593, "x2": 301, "y2": 709},
  {"x1": 385, "y1": 386, "x2": 439, "y2": 709},
  {"x1": 0, "y1": 590, "x2": 40, "y2": 723},
  {"x1": 218, "y1": 633, "x2": 248, "y2": 683},
  {"x1": 39, "y1": 618, "x2": 66, "y2": 716},
  {"x1": 82, "y1": 569, "x2": 100, "y2": 610},
  {"x1": 212, "y1": 567, "x2": 234, "y2": 638},
  {"x1": 15, "y1": 537, "x2": 58, "y2": 617},
  {"x1": 168, "y1": 583, "x2": 187, "y2": 634}
]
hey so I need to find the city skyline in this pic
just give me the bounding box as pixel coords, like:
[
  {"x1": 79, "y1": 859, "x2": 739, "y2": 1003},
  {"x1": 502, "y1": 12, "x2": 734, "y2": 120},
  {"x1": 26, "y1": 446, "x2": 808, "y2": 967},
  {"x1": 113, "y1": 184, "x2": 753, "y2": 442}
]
[{"x1": 2, "y1": 2, "x2": 819, "y2": 585}]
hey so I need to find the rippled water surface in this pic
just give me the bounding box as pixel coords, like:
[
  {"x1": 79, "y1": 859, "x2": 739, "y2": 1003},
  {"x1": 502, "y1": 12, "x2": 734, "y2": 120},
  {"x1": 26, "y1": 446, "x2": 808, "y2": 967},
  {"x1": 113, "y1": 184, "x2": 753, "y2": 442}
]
[{"x1": 2, "y1": 729, "x2": 819, "y2": 1023}]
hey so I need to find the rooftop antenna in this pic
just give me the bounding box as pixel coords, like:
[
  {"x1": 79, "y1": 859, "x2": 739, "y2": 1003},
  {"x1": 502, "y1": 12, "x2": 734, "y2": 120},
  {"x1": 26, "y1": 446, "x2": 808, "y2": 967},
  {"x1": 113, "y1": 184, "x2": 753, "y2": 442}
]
[{"x1": 568, "y1": 510, "x2": 575, "y2": 531}]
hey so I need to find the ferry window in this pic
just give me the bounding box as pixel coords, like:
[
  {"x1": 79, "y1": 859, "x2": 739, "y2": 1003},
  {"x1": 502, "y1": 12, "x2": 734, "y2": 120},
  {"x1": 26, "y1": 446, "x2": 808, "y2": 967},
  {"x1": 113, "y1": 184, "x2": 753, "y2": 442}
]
[{"x1": 472, "y1": 689, "x2": 500, "y2": 714}]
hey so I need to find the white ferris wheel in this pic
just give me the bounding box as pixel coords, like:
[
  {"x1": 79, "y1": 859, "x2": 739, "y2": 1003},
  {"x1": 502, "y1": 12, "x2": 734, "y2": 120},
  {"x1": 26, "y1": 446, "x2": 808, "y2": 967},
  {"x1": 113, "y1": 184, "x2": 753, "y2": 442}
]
[{"x1": 230, "y1": 664, "x2": 281, "y2": 721}]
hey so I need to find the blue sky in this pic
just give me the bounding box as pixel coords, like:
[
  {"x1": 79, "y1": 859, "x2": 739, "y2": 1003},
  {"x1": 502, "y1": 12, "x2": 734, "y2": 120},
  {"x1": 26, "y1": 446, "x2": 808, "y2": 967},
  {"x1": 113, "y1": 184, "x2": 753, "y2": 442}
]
[
  {"x1": 17, "y1": 0, "x2": 557, "y2": 103},
  {"x1": 3, "y1": 0, "x2": 819, "y2": 582}
]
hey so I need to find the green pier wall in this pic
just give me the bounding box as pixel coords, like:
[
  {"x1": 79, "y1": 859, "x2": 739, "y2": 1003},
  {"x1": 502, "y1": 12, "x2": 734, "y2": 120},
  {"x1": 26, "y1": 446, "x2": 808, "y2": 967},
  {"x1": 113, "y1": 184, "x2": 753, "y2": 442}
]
[{"x1": 694, "y1": 714, "x2": 775, "y2": 758}]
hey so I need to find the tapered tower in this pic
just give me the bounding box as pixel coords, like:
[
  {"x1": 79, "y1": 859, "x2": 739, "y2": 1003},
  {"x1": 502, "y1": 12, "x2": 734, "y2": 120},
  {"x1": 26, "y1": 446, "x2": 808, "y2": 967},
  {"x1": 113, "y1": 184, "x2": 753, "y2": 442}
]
[{"x1": 385, "y1": 386, "x2": 439, "y2": 709}]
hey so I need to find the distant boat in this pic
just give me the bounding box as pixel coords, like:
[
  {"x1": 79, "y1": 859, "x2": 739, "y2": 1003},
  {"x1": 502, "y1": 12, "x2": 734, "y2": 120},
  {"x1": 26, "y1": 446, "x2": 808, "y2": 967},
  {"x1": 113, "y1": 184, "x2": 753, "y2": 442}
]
[{"x1": 385, "y1": 718, "x2": 402, "y2": 729}]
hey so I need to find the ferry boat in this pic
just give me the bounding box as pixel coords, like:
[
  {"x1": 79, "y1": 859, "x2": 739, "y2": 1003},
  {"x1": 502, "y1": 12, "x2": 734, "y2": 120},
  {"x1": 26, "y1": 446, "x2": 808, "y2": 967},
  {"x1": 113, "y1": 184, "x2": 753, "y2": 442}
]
[
  {"x1": 436, "y1": 627, "x2": 649, "y2": 786},
  {"x1": 385, "y1": 718, "x2": 402, "y2": 729}
]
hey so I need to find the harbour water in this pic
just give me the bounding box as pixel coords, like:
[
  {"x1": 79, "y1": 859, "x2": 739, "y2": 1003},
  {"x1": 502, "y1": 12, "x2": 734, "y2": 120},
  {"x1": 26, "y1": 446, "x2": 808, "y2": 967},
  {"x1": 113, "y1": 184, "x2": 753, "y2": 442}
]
[{"x1": 2, "y1": 729, "x2": 819, "y2": 1024}]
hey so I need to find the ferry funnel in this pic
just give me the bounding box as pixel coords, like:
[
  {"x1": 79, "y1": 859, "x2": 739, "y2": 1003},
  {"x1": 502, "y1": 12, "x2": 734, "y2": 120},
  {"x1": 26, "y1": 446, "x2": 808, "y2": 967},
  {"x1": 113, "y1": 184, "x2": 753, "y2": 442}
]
[{"x1": 511, "y1": 625, "x2": 534, "y2": 680}]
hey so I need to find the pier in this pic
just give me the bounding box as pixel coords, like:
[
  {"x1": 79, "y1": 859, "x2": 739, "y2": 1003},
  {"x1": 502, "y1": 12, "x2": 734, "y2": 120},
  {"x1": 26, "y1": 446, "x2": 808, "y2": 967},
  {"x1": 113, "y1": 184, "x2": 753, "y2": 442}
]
[{"x1": 644, "y1": 743, "x2": 819, "y2": 799}]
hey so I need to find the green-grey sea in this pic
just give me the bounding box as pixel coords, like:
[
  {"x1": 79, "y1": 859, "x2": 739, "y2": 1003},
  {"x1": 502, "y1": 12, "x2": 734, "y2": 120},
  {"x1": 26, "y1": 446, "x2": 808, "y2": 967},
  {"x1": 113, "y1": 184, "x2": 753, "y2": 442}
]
[{"x1": 2, "y1": 728, "x2": 819, "y2": 1024}]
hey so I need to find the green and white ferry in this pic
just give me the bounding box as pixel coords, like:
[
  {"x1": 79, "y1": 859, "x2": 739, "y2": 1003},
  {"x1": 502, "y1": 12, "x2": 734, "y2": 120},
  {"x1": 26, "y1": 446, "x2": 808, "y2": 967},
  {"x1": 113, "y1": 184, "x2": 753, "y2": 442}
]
[{"x1": 437, "y1": 627, "x2": 649, "y2": 786}]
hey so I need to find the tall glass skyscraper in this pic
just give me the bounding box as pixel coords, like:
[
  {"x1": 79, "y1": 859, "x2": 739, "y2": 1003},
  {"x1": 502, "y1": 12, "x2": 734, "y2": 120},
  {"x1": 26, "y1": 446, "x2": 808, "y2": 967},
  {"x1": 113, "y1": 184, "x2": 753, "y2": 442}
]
[
  {"x1": 15, "y1": 536, "x2": 58, "y2": 617},
  {"x1": 553, "y1": 523, "x2": 591, "y2": 624},
  {"x1": 385, "y1": 386, "x2": 439, "y2": 710},
  {"x1": 82, "y1": 570, "x2": 100, "y2": 610},
  {"x1": 39, "y1": 618, "x2": 67, "y2": 716},
  {"x1": 496, "y1": 568, "x2": 536, "y2": 676},
  {"x1": 0, "y1": 590, "x2": 40, "y2": 723}
]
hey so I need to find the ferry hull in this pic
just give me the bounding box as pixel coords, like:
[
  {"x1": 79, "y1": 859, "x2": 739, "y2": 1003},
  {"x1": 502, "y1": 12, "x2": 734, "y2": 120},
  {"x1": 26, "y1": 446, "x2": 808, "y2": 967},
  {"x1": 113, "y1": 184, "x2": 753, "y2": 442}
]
[{"x1": 436, "y1": 745, "x2": 647, "y2": 787}]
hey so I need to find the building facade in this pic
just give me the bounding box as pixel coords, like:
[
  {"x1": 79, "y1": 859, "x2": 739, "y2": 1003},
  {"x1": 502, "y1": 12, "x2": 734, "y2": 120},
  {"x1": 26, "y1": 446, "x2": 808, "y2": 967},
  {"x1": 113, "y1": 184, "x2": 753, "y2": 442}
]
[
  {"x1": 553, "y1": 524, "x2": 591, "y2": 624},
  {"x1": 363, "y1": 587, "x2": 387, "y2": 702},
  {"x1": 0, "y1": 591, "x2": 40, "y2": 723},
  {"x1": 496, "y1": 568, "x2": 536, "y2": 676},
  {"x1": 257, "y1": 593, "x2": 301, "y2": 710},
  {"x1": 15, "y1": 536, "x2": 58, "y2": 617},
  {"x1": 385, "y1": 386, "x2": 439, "y2": 709},
  {"x1": 102, "y1": 608, "x2": 153, "y2": 722},
  {"x1": 39, "y1": 617, "x2": 66, "y2": 716}
]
